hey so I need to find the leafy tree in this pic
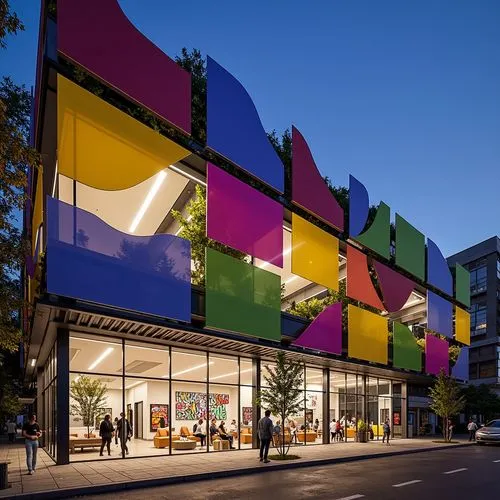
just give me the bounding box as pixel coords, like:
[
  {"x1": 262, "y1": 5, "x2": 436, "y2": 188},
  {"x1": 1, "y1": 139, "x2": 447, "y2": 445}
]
[
  {"x1": 257, "y1": 352, "x2": 304, "y2": 456},
  {"x1": 429, "y1": 369, "x2": 465, "y2": 442},
  {"x1": 0, "y1": 0, "x2": 23, "y2": 49},
  {"x1": 0, "y1": 2, "x2": 38, "y2": 352},
  {"x1": 462, "y1": 384, "x2": 500, "y2": 423},
  {"x1": 70, "y1": 375, "x2": 108, "y2": 438},
  {"x1": 0, "y1": 351, "x2": 22, "y2": 423},
  {"x1": 171, "y1": 185, "x2": 246, "y2": 285}
]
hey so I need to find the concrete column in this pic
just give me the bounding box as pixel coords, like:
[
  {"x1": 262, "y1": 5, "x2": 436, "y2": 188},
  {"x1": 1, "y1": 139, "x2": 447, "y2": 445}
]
[{"x1": 56, "y1": 328, "x2": 69, "y2": 465}]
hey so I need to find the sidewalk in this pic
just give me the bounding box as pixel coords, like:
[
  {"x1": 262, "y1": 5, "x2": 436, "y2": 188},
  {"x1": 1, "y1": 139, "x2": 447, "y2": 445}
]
[{"x1": 0, "y1": 438, "x2": 472, "y2": 499}]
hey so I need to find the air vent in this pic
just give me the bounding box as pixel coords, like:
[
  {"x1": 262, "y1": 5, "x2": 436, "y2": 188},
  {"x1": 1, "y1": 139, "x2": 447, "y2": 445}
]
[{"x1": 122, "y1": 360, "x2": 162, "y2": 374}]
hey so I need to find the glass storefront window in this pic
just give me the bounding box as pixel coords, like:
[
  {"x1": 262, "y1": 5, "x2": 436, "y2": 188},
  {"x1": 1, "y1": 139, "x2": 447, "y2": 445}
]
[
  {"x1": 125, "y1": 342, "x2": 168, "y2": 379},
  {"x1": 240, "y1": 359, "x2": 253, "y2": 385},
  {"x1": 171, "y1": 348, "x2": 207, "y2": 382},
  {"x1": 260, "y1": 361, "x2": 276, "y2": 387},
  {"x1": 209, "y1": 354, "x2": 239, "y2": 385},
  {"x1": 70, "y1": 334, "x2": 123, "y2": 375},
  {"x1": 305, "y1": 367, "x2": 323, "y2": 390}
]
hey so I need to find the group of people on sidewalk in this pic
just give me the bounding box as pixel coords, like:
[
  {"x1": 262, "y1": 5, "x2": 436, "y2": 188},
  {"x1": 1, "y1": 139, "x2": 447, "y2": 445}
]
[{"x1": 98, "y1": 412, "x2": 133, "y2": 456}]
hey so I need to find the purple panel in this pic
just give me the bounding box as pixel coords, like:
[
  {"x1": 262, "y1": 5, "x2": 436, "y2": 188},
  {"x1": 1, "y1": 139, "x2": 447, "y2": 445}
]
[
  {"x1": 293, "y1": 303, "x2": 342, "y2": 355},
  {"x1": 349, "y1": 175, "x2": 369, "y2": 237},
  {"x1": 425, "y1": 334, "x2": 449, "y2": 376},
  {"x1": 451, "y1": 348, "x2": 469, "y2": 381},
  {"x1": 207, "y1": 164, "x2": 283, "y2": 266},
  {"x1": 207, "y1": 57, "x2": 284, "y2": 193},
  {"x1": 58, "y1": 0, "x2": 191, "y2": 133},
  {"x1": 427, "y1": 239, "x2": 453, "y2": 295},
  {"x1": 374, "y1": 261, "x2": 415, "y2": 313},
  {"x1": 292, "y1": 127, "x2": 344, "y2": 231},
  {"x1": 26, "y1": 239, "x2": 39, "y2": 278},
  {"x1": 427, "y1": 291, "x2": 453, "y2": 338},
  {"x1": 46, "y1": 196, "x2": 191, "y2": 321}
]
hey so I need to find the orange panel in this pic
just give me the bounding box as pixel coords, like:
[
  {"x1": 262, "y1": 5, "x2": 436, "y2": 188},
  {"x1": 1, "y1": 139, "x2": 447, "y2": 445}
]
[{"x1": 346, "y1": 245, "x2": 384, "y2": 310}]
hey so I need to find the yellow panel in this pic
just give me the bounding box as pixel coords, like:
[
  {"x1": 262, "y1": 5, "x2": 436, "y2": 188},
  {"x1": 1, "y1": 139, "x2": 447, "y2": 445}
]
[
  {"x1": 455, "y1": 306, "x2": 470, "y2": 346},
  {"x1": 348, "y1": 304, "x2": 388, "y2": 364},
  {"x1": 57, "y1": 75, "x2": 190, "y2": 190},
  {"x1": 32, "y1": 167, "x2": 43, "y2": 253},
  {"x1": 291, "y1": 213, "x2": 339, "y2": 290}
]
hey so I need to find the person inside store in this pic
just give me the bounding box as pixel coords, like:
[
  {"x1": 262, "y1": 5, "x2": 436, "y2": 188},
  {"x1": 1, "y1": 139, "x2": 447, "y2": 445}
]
[
  {"x1": 289, "y1": 420, "x2": 298, "y2": 444},
  {"x1": 218, "y1": 420, "x2": 235, "y2": 449},
  {"x1": 313, "y1": 418, "x2": 320, "y2": 433},
  {"x1": 116, "y1": 412, "x2": 132, "y2": 455},
  {"x1": 209, "y1": 418, "x2": 219, "y2": 444},
  {"x1": 6, "y1": 419, "x2": 17, "y2": 443},
  {"x1": 335, "y1": 419, "x2": 343, "y2": 441},
  {"x1": 193, "y1": 418, "x2": 206, "y2": 446},
  {"x1": 330, "y1": 419, "x2": 336, "y2": 441},
  {"x1": 113, "y1": 417, "x2": 119, "y2": 445},
  {"x1": 159, "y1": 416, "x2": 166, "y2": 429},
  {"x1": 22, "y1": 414, "x2": 41, "y2": 474},
  {"x1": 229, "y1": 419, "x2": 238, "y2": 439},
  {"x1": 99, "y1": 413, "x2": 114, "y2": 456}
]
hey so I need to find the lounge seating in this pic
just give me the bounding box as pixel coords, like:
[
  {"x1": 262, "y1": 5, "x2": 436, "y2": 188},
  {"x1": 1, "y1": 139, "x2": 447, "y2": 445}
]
[
  {"x1": 179, "y1": 426, "x2": 200, "y2": 442},
  {"x1": 297, "y1": 431, "x2": 317, "y2": 443},
  {"x1": 273, "y1": 430, "x2": 292, "y2": 446},
  {"x1": 153, "y1": 428, "x2": 179, "y2": 448},
  {"x1": 240, "y1": 427, "x2": 252, "y2": 445},
  {"x1": 69, "y1": 435, "x2": 102, "y2": 453}
]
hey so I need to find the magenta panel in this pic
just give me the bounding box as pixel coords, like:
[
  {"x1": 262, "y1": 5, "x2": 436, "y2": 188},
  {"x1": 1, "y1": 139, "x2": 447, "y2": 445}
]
[
  {"x1": 425, "y1": 334, "x2": 449, "y2": 376},
  {"x1": 207, "y1": 164, "x2": 283, "y2": 267},
  {"x1": 374, "y1": 261, "x2": 415, "y2": 312},
  {"x1": 293, "y1": 303, "x2": 342, "y2": 355},
  {"x1": 292, "y1": 127, "x2": 344, "y2": 231},
  {"x1": 57, "y1": 0, "x2": 191, "y2": 134}
]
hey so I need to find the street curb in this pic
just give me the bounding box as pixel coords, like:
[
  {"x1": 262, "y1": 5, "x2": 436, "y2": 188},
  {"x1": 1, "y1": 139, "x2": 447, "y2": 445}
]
[{"x1": 9, "y1": 443, "x2": 472, "y2": 499}]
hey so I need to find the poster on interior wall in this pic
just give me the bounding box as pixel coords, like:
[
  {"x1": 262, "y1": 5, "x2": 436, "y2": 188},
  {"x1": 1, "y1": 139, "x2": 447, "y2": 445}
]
[
  {"x1": 150, "y1": 404, "x2": 168, "y2": 432},
  {"x1": 307, "y1": 394, "x2": 318, "y2": 408},
  {"x1": 242, "y1": 407, "x2": 252, "y2": 425},
  {"x1": 94, "y1": 408, "x2": 112, "y2": 429},
  {"x1": 393, "y1": 412, "x2": 401, "y2": 426},
  {"x1": 175, "y1": 391, "x2": 229, "y2": 420}
]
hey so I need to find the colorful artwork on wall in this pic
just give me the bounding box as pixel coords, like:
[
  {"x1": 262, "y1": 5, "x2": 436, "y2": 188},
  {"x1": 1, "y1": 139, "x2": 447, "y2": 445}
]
[
  {"x1": 150, "y1": 404, "x2": 168, "y2": 432},
  {"x1": 242, "y1": 407, "x2": 253, "y2": 425},
  {"x1": 175, "y1": 392, "x2": 230, "y2": 420}
]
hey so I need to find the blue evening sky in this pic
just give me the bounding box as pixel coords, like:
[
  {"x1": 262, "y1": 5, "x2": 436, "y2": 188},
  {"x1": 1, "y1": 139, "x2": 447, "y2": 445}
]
[{"x1": 3, "y1": 0, "x2": 499, "y2": 256}]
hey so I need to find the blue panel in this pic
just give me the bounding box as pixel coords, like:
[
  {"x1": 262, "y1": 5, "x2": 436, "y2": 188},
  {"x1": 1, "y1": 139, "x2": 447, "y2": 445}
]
[
  {"x1": 427, "y1": 239, "x2": 453, "y2": 295},
  {"x1": 46, "y1": 196, "x2": 191, "y2": 321},
  {"x1": 451, "y1": 347, "x2": 468, "y2": 381},
  {"x1": 427, "y1": 291, "x2": 453, "y2": 338},
  {"x1": 207, "y1": 56, "x2": 284, "y2": 193},
  {"x1": 349, "y1": 175, "x2": 369, "y2": 237}
]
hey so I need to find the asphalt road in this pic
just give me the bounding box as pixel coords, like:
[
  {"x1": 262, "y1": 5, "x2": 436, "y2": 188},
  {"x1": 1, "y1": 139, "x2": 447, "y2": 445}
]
[{"x1": 75, "y1": 445, "x2": 500, "y2": 500}]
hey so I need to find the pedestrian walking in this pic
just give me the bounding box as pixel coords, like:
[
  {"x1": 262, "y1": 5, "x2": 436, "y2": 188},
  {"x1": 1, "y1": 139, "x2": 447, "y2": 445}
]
[
  {"x1": 22, "y1": 414, "x2": 41, "y2": 474},
  {"x1": 99, "y1": 414, "x2": 114, "y2": 456},
  {"x1": 116, "y1": 412, "x2": 132, "y2": 455},
  {"x1": 382, "y1": 419, "x2": 391, "y2": 445},
  {"x1": 467, "y1": 419, "x2": 478, "y2": 442},
  {"x1": 330, "y1": 419, "x2": 336, "y2": 442},
  {"x1": 258, "y1": 410, "x2": 274, "y2": 463},
  {"x1": 7, "y1": 419, "x2": 17, "y2": 443}
]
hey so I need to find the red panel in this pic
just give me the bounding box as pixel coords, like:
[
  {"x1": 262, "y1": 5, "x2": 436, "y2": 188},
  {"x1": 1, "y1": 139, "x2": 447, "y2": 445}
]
[
  {"x1": 347, "y1": 245, "x2": 384, "y2": 310},
  {"x1": 292, "y1": 126, "x2": 344, "y2": 231}
]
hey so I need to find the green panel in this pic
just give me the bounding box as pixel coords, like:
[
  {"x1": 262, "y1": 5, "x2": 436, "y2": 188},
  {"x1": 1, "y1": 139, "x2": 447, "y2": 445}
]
[
  {"x1": 393, "y1": 322, "x2": 422, "y2": 372},
  {"x1": 205, "y1": 248, "x2": 281, "y2": 341},
  {"x1": 455, "y1": 264, "x2": 470, "y2": 308},
  {"x1": 395, "y1": 214, "x2": 425, "y2": 280},
  {"x1": 354, "y1": 202, "x2": 390, "y2": 260}
]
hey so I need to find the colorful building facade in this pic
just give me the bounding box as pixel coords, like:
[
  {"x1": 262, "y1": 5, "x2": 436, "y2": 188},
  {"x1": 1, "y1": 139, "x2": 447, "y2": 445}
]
[{"x1": 25, "y1": 0, "x2": 469, "y2": 464}]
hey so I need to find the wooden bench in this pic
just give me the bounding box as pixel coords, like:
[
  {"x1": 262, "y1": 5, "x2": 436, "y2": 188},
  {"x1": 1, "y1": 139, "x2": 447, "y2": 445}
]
[{"x1": 69, "y1": 437, "x2": 102, "y2": 453}]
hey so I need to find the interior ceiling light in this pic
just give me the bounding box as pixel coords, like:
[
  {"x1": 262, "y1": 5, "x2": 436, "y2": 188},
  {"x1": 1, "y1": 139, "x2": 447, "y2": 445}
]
[
  {"x1": 169, "y1": 165, "x2": 206, "y2": 186},
  {"x1": 165, "y1": 361, "x2": 214, "y2": 379},
  {"x1": 129, "y1": 170, "x2": 168, "y2": 233},
  {"x1": 30, "y1": 358, "x2": 36, "y2": 367},
  {"x1": 125, "y1": 381, "x2": 144, "y2": 390},
  {"x1": 284, "y1": 275, "x2": 299, "y2": 285},
  {"x1": 88, "y1": 347, "x2": 114, "y2": 371},
  {"x1": 258, "y1": 247, "x2": 292, "y2": 270},
  {"x1": 210, "y1": 368, "x2": 252, "y2": 381}
]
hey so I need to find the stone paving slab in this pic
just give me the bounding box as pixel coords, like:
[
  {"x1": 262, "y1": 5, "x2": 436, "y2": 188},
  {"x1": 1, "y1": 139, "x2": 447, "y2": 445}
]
[{"x1": 0, "y1": 438, "x2": 472, "y2": 499}]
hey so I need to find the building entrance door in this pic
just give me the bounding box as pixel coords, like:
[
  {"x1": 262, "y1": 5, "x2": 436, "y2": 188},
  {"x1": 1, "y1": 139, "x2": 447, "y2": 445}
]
[{"x1": 134, "y1": 402, "x2": 143, "y2": 439}]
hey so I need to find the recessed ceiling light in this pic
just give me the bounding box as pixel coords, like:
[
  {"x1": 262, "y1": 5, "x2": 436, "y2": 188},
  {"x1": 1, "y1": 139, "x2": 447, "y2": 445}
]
[{"x1": 88, "y1": 347, "x2": 114, "y2": 371}]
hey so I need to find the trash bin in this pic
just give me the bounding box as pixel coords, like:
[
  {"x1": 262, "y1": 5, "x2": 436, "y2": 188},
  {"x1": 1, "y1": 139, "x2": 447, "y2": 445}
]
[{"x1": 0, "y1": 461, "x2": 9, "y2": 490}]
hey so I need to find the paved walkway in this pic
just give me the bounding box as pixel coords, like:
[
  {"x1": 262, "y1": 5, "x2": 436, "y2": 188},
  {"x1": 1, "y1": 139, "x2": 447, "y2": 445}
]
[{"x1": 0, "y1": 438, "x2": 472, "y2": 499}]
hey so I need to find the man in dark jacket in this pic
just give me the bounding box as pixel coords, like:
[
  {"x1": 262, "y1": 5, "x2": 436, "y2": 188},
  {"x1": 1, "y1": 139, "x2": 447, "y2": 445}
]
[
  {"x1": 116, "y1": 412, "x2": 132, "y2": 455},
  {"x1": 99, "y1": 414, "x2": 114, "y2": 456},
  {"x1": 257, "y1": 410, "x2": 274, "y2": 463}
]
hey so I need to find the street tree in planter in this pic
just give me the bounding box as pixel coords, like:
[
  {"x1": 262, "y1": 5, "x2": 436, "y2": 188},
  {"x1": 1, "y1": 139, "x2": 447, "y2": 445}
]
[
  {"x1": 429, "y1": 369, "x2": 465, "y2": 442},
  {"x1": 257, "y1": 352, "x2": 304, "y2": 457},
  {"x1": 70, "y1": 375, "x2": 108, "y2": 439}
]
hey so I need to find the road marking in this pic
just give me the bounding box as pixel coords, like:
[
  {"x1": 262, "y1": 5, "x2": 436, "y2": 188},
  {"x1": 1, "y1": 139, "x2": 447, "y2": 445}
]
[
  {"x1": 443, "y1": 468, "x2": 468, "y2": 474},
  {"x1": 393, "y1": 480, "x2": 422, "y2": 487},
  {"x1": 335, "y1": 495, "x2": 365, "y2": 500},
  {"x1": 493, "y1": 460, "x2": 500, "y2": 463}
]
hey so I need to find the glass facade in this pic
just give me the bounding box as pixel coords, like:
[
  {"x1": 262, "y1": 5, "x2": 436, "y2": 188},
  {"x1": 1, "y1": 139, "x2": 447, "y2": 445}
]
[{"x1": 41, "y1": 341, "x2": 57, "y2": 459}]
